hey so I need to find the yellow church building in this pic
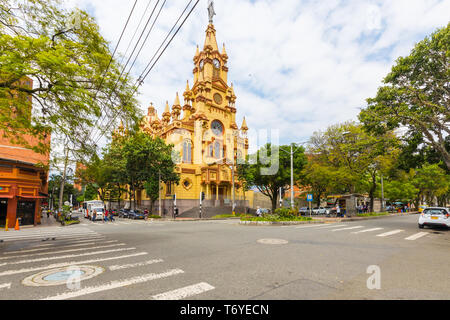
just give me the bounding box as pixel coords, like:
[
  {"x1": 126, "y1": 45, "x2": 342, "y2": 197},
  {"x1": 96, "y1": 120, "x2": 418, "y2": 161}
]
[{"x1": 116, "y1": 15, "x2": 256, "y2": 217}]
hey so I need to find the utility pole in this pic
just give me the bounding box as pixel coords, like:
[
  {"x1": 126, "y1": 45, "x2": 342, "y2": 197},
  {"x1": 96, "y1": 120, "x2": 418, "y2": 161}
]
[
  {"x1": 381, "y1": 174, "x2": 385, "y2": 212},
  {"x1": 280, "y1": 142, "x2": 308, "y2": 210},
  {"x1": 58, "y1": 145, "x2": 70, "y2": 214}
]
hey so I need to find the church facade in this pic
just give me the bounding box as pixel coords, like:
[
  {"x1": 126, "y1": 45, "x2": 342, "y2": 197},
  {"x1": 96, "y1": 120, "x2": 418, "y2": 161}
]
[{"x1": 119, "y1": 20, "x2": 251, "y2": 216}]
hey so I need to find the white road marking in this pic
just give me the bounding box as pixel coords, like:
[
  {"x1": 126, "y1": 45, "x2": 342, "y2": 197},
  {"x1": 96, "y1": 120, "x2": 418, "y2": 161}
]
[
  {"x1": 331, "y1": 226, "x2": 364, "y2": 232},
  {"x1": 352, "y1": 228, "x2": 384, "y2": 234},
  {"x1": 152, "y1": 282, "x2": 215, "y2": 300},
  {"x1": 0, "y1": 232, "x2": 100, "y2": 241},
  {"x1": 0, "y1": 283, "x2": 11, "y2": 290},
  {"x1": 109, "y1": 259, "x2": 164, "y2": 271},
  {"x1": 405, "y1": 232, "x2": 429, "y2": 241},
  {"x1": 0, "y1": 252, "x2": 148, "y2": 277},
  {"x1": 41, "y1": 269, "x2": 185, "y2": 300},
  {"x1": 295, "y1": 224, "x2": 347, "y2": 229},
  {"x1": 376, "y1": 229, "x2": 404, "y2": 237},
  {"x1": 0, "y1": 243, "x2": 126, "y2": 260},
  {"x1": 3, "y1": 240, "x2": 118, "y2": 255},
  {"x1": 0, "y1": 247, "x2": 137, "y2": 266}
]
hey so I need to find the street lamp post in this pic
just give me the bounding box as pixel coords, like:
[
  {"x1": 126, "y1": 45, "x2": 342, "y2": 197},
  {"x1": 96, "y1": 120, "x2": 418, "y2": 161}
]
[{"x1": 280, "y1": 142, "x2": 308, "y2": 210}]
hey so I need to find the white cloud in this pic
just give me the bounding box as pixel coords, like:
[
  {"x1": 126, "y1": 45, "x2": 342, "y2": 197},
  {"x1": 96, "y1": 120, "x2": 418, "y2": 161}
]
[{"x1": 64, "y1": 0, "x2": 450, "y2": 147}]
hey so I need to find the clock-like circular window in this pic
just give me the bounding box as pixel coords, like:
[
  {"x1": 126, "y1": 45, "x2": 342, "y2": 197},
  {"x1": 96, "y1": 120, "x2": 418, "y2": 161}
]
[
  {"x1": 211, "y1": 120, "x2": 224, "y2": 136},
  {"x1": 213, "y1": 93, "x2": 222, "y2": 105}
]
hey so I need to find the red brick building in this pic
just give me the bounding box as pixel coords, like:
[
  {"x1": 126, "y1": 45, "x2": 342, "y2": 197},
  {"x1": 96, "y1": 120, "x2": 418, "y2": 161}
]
[{"x1": 0, "y1": 77, "x2": 50, "y2": 228}]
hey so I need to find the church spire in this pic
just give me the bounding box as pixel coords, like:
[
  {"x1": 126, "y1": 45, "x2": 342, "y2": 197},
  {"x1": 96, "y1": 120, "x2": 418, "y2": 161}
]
[{"x1": 204, "y1": 24, "x2": 218, "y2": 51}]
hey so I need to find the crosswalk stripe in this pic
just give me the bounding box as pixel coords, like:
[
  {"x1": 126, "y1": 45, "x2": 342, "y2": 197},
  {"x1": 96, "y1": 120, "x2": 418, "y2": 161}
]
[
  {"x1": 405, "y1": 232, "x2": 429, "y2": 241},
  {"x1": 295, "y1": 224, "x2": 347, "y2": 229},
  {"x1": 0, "y1": 243, "x2": 126, "y2": 260},
  {"x1": 152, "y1": 282, "x2": 215, "y2": 300},
  {"x1": 352, "y1": 228, "x2": 384, "y2": 234},
  {"x1": 41, "y1": 269, "x2": 185, "y2": 300},
  {"x1": 0, "y1": 283, "x2": 11, "y2": 290},
  {"x1": 331, "y1": 226, "x2": 363, "y2": 232},
  {"x1": 109, "y1": 259, "x2": 164, "y2": 271},
  {"x1": 3, "y1": 240, "x2": 118, "y2": 255},
  {"x1": 0, "y1": 235, "x2": 103, "y2": 243},
  {"x1": 0, "y1": 227, "x2": 93, "y2": 235},
  {"x1": 0, "y1": 230, "x2": 98, "y2": 240},
  {"x1": 0, "y1": 247, "x2": 137, "y2": 266},
  {"x1": 376, "y1": 229, "x2": 404, "y2": 237},
  {"x1": 0, "y1": 252, "x2": 148, "y2": 277}
]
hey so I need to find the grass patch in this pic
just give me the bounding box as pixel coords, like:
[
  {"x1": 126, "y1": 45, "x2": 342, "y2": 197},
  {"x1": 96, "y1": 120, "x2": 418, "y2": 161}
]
[
  {"x1": 356, "y1": 212, "x2": 390, "y2": 217},
  {"x1": 148, "y1": 215, "x2": 162, "y2": 219},
  {"x1": 62, "y1": 220, "x2": 80, "y2": 226}
]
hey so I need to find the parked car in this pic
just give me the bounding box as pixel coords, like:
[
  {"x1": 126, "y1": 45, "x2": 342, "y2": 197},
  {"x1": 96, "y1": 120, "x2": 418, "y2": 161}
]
[
  {"x1": 119, "y1": 209, "x2": 130, "y2": 218},
  {"x1": 299, "y1": 207, "x2": 309, "y2": 216},
  {"x1": 128, "y1": 210, "x2": 145, "y2": 220},
  {"x1": 313, "y1": 207, "x2": 327, "y2": 215},
  {"x1": 418, "y1": 207, "x2": 450, "y2": 229}
]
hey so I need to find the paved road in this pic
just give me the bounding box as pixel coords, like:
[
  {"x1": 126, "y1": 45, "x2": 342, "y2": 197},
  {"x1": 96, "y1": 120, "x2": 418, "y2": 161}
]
[{"x1": 0, "y1": 214, "x2": 449, "y2": 300}]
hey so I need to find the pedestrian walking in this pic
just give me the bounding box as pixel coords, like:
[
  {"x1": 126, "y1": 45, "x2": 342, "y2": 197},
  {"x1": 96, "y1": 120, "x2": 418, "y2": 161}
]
[
  {"x1": 256, "y1": 207, "x2": 262, "y2": 217},
  {"x1": 46, "y1": 209, "x2": 50, "y2": 218},
  {"x1": 336, "y1": 204, "x2": 341, "y2": 217},
  {"x1": 110, "y1": 211, "x2": 115, "y2": 222},
  {"x1": 144, "y1": 209, "x2": 149, "y2": 220},
  {"x1": 104, "y1": 209, "x2": 108, "y2": 222},
  {"x1": 92, "y1": 210, "x2": 97, "y2": 222}
]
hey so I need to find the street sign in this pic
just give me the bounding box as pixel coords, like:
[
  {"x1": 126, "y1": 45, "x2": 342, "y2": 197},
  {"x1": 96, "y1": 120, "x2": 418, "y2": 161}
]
[{"x1": 307, "y1": 194, "x2": 313, "y2": 202}]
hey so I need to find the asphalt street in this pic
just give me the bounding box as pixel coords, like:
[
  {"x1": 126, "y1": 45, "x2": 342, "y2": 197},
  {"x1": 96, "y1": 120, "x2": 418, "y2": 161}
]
[{"x1": 0, "y1": 214, "x2": 449, "y2": 300}]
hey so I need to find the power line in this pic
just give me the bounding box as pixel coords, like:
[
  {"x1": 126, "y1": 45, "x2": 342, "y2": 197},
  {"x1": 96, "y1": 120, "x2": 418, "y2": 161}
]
[
  {"x1": 91, "y1": 0, "x2": 163, "y2": 143},
  {"x1": 84, "y1": 0, "x2": 139, "y2": 150},
  {"x1": 93, "y1": 0, "x2": 201, "y2": 147}
]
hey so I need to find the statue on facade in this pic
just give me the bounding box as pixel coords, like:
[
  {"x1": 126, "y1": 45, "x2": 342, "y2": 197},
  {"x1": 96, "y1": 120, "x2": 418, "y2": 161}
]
[{"x1": 208, "y1": 0, "x2": 216, "y2": 24}]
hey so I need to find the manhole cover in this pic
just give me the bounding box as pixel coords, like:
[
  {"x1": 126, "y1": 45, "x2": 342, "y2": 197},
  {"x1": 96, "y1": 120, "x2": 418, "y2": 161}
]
[
  {"x1": 22, "y1": 265, "x2": 104, "y2": 287},
  {"x1": 257, "y1": 239, "x2": 289, "y2": 245}
]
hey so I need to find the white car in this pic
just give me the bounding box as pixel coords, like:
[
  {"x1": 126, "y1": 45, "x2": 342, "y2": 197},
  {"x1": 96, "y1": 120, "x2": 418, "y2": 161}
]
[
  {"x1": 418, "y1": 207, "x2": 450, "y2": 229},
  {"x1": 90, "y1": 207, "x2": 104, "y2": 221},
  {"x1": 313, "y1": 207, "x2": 328, "y2": 215}
]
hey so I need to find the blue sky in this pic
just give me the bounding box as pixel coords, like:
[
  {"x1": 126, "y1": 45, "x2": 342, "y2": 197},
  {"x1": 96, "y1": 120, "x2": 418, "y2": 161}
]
[{"x1": 64, "y1": 0, "x2": 450, "y2": 149}]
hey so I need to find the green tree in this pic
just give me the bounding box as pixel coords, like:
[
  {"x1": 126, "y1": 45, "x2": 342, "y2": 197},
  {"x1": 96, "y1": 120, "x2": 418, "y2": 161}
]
[
  {"x1": 0, "y1": 0, "x2": 141, "y2": 156},
  {"x1": 238, "y1": 143, "x2": 307, "y2": 212},
  {"x1": 308, "y1": 122, "x2": 400, "y2": 212},
  {"x1": 359, "y1": 23, "x2": 450, "y2": 170},
  {"x1": 413, "y1": 163, "x2": 449, "y2": 207}
]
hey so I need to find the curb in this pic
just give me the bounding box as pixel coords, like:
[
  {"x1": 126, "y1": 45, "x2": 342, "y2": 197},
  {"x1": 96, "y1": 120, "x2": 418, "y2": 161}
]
[
  {"x1": 322, "y1": 212, "x2": 418, "y2": 222},
  {"x1": 238, "y1": 212, "x2": 418, "y2": 226},
  {"x1": 239, "y1": 220, "x2": 323, "y2": 226}
]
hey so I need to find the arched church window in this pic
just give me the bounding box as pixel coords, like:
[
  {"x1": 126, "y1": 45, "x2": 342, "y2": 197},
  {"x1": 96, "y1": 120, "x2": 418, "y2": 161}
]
[
  {"x1": 183, "y1": 140, "x2": 192, "y2": 163},
  {"x1": 214, "y1": 141, "x2": 222, "y2": 159}
]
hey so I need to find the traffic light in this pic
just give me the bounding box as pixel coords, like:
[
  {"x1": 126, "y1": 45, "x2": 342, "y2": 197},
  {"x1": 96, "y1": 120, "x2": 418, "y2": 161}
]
[{"x1": 201, "y1": 192, "x2": 205, "y2": 201}]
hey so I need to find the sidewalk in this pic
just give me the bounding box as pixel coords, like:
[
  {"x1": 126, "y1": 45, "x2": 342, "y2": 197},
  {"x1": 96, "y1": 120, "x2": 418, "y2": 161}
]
[{"x1": 0, "y1": 214, "x2": 61, "y2": 232}]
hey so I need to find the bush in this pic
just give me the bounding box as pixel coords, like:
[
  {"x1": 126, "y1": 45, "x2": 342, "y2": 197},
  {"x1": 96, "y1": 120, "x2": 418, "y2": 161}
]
[{"x1": 273, "y1": 208, "x2": 298, "y2": 219}]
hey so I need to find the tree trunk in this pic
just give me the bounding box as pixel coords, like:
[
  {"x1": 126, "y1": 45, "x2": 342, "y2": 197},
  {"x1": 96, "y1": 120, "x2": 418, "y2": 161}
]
[
  {"x1": 117, "y1": 184, "x2": 121, "y2": 209},
  {"x1": 271, "y1": 194, "x2": 277, "y2": 213}
]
